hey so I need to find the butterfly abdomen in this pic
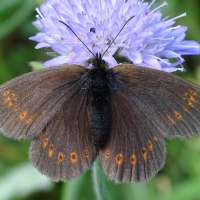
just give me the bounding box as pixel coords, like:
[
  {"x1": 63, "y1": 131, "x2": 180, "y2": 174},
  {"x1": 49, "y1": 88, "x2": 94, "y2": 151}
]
[{"x1": 89, "y1": 66, "x2": 110, "y2": 149}]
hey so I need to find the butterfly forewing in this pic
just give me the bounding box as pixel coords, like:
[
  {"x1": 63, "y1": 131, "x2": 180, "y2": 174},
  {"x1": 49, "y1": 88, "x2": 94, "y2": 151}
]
[
  {"x1": 29, "y1": 87, "x2": 97, "y2": 181},
  {"x1": 0, "y1": 65, "x2": 88, "y2": 139},
  {"x1": 113, "y1": 64, "x2": 200, "y2": 139}
]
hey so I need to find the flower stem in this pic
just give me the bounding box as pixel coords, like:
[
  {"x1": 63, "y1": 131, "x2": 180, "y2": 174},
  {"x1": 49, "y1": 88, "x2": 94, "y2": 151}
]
[{"x1": 92, "y1": 158, "x2": 109, "y2": 200}]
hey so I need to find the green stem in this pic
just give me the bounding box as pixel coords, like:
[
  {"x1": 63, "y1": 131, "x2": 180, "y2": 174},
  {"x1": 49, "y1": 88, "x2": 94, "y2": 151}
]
[
  {"x1": 92, "y1": 158, "x2": 109, "y2": 200},
  {"x1": 61, "y1": 176, "x2": 83, "y2": 200}
]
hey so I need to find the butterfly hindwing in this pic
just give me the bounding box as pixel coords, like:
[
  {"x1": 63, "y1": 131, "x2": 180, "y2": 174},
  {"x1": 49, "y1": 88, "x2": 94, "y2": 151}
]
[
  {"x1": 29, "y1": 78, "x2": 97, "y2": 181},
  {"x1": 99, "y1": 89, "x2": 166, "y2": 182},
  {"x1": 0, "y1": 65, "x2": 88, "y2": 139}
]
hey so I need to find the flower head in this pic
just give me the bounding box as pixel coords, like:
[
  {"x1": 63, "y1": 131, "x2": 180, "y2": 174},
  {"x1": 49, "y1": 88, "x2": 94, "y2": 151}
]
[{"x1": 30, "y1": 0, "x2": 200, "y2": 72}]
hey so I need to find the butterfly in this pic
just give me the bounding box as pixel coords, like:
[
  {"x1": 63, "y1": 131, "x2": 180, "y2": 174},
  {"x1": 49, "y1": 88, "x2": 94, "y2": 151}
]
[
  {"x1": 0, "y1": 17, "x2": 200, "y2": 183},
  {"x1": 0, "y1": 55, "x2": 200, "y2": 182}
]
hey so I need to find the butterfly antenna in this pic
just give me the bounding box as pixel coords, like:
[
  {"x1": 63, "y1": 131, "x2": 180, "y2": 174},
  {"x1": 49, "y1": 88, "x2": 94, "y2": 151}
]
[
  {"x1": 101, "y1": 15, "x2": 135, "y2": 58},
  {"x1": 59, "y1": 20, "x2": 96, "y2": 58}
]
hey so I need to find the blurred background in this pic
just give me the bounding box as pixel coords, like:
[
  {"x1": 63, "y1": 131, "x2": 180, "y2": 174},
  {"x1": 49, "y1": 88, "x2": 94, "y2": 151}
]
[{"x1": 0, "y1": 0, "x2": 200, "y2": 199}]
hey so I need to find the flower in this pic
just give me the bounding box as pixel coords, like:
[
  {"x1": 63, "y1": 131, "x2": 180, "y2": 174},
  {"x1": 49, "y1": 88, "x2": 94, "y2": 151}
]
[{"x1": 30, "y1": 0, "x2": 200, "y2": 72}]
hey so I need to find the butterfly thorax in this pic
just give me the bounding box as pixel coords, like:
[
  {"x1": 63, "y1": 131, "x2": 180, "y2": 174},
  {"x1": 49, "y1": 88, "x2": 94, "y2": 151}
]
[{"x1": 89, "y1": 59, "x2": 111, "y2": 149}]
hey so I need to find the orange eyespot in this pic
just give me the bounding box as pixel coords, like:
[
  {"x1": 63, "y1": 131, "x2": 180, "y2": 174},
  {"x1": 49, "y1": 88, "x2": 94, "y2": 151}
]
[
  {"x1": 141, "y1": 147, "x2": 147, "y2": 160},
  {"x1": 4, "y1": 93, "x2": 15, "y2": 103},
  {"x1": 7, "y1": 98, "x2": 17, "y2": 108},
  {"x1": 182, "y1": 107, "x2": 188, "y2": 112},
  {"x1": 83, "y1": 150, "x2": 89, "y2": 158},
  {"x1": 38, "y1": 132, "x2": 44, "y2": 139},
  {"x1": 43, "y1": 138, "x2": 49, "y2": 148},
  {"x1": 48, "y1": 144, "x2": 54, "y2": 157},
  {"x1": 58, "y1": 152, "x2": 64, "y2": 163},
  {"x1": 70, "y1": 152, "x2": 77, "y2": 163},
  {"x1": 166, "y1": 114, "x2": 175, "y2": 124},
  {"x1": 3, "y1": 90, "x2": 11, "y2": 97},
  {"x1": 105, "y1": 150, "x2": 111, "y2": 159},
  {"x1": 116, "y1": 153, "x2": 123, "y2": 165},
  {"x1": 183, "y1": 98, "x2": 194, "y2": 107},
  {"x1": 19, "y1": 110, "x2": 28, "y2": 120},
  {"x1": 173, "y1": 110, "x2": 182, "y2": 120},
  {"x1": 130, "y1": 154, "x2": 137, "y2": 165},
  {"x1": 13, "y1": 107, "x2": 19, "y2": 112},
  {"x1": 185, "y1": 92, "x2": 197, "y2": 103},
  {"x1": 147, "y1": 140, "x2": 153, "y2": 151},
  {"x1": 190, "y1": 90, "x2": 197, "y2": 96},
  {"x1": 26, "y1": 113, "x2": 36, "y2": 124},
  {"x1": 153, "y1": 136, "x2": 158, "y2": 141}
]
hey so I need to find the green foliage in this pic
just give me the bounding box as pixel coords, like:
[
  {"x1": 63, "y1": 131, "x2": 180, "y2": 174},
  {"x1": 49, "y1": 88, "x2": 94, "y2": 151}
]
[{"x1": 0, "y1": 0, "x2": 200, "y2": 200}]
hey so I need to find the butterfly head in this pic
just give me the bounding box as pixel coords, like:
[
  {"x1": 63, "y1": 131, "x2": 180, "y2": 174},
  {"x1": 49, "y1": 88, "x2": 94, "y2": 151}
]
[{"x1": 92, "y1": 53, "x2": 107, "y2": 70}]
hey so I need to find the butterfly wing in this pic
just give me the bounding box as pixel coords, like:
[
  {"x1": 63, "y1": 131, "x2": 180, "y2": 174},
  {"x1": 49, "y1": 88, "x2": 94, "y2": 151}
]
[
  {"x1": 29, "y1": 88, "x2": 97, "y2": 181},
  {"x1": 0, "y1": 65, "x2": 88, "y2": 139},
  {"x1": 99, "y1": 64, "x2": 200, "y2": 182}
]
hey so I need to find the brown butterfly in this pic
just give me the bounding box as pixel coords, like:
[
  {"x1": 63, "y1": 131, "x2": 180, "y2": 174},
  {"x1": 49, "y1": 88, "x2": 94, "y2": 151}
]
[{"x1": 0, "y1": 18, "x2": 200, "y2": 183}]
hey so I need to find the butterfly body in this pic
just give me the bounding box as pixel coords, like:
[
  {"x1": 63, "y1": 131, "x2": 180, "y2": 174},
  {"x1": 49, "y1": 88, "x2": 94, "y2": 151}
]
[
  {"x1": 1, "y1": 62, "x2": 200, "y2": 183},
  {"x1": 89, "y1": 60, "x2": 111, "y2": 149}
]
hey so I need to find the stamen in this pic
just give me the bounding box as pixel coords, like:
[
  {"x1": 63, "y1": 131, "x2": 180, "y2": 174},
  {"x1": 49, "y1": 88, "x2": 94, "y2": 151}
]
[
  {"x1": 147, "y1": 0, "x2": 156, "y2": 10},
  {"x1": 35, "y1": 8, "x2": 44, "y2": 19},
  {"x1": 166, "y1": 13, "x2": 186, "y2": 23},
  {"x1": 149, "y1": 2, "x2": 168, "y2": 15}
]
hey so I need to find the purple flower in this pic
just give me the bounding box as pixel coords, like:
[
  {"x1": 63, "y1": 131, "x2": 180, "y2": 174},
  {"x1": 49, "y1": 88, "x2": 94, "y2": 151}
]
[{"x1": 30, "y1": 0, "x2": 200, "y2": 72}]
